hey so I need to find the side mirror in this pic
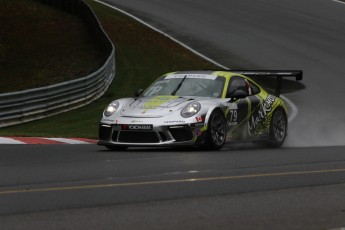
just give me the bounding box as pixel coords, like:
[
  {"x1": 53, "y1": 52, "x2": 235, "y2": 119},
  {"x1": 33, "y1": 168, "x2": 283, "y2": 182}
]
[
  {"x1": 228, "y1": 90, "x2": 247, "y2": 101},
  {"x1": 135, "y1": 89, "x2": 144, "y2": 97}
]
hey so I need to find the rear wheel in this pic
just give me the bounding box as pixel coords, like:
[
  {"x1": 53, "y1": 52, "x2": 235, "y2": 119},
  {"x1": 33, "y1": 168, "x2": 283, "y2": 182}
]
[
  {"x1": 267, "y1": 108, "x2": 287, "y2": 147},
  {"x1": 203, "y1": 110, "x2": 227, "y2": 150}
]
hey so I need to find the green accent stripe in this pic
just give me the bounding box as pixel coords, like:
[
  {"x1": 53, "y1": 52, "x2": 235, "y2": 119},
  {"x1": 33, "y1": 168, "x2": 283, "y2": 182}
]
[{"x1": 143, "y1": 95, "x2": 179, "y2": 112}]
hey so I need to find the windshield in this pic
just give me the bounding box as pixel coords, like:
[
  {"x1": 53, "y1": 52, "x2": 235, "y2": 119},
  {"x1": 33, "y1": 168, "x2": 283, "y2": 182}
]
[{"x1": 143, "y1": 74, "x2": 225, "y2": 98}]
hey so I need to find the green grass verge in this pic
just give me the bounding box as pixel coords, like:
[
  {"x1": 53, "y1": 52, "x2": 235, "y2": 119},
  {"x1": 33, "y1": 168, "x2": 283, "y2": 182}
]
[
  {"x1": 0, "y1": 0, "x2": 106, "y2": 93},
  {"x1": 0, "y1": 0, "x2": 218, "y2": 138}
]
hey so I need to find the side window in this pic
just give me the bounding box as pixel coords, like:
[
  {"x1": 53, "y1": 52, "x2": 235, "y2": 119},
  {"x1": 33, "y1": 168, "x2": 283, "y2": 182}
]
[
  {"x1": 227, "y1": 76, "x2": 248, "y2": 97},
  {"x1": 249, "y1": 81, "x2": 260, "y2": 95},
  {"x1": 244, "y1": 79, "x2": 260, "y2": 95}
]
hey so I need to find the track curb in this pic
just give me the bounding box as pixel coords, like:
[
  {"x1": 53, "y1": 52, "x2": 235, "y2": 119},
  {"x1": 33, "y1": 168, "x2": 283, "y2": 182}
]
[{"x1": 0, "y1": 137, "x2": 97, "y2": 144}]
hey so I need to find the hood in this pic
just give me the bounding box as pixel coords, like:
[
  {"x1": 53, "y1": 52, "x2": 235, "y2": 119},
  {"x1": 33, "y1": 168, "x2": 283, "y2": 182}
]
[{"x1": 120, "y1": 95, "x2": 194, "y2": 117}]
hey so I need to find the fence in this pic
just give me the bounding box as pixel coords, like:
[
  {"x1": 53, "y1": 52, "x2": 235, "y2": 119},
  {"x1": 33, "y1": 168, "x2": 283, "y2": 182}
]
[{"x1": 0, "y1": 0, "x2": 115, "y2": 127}]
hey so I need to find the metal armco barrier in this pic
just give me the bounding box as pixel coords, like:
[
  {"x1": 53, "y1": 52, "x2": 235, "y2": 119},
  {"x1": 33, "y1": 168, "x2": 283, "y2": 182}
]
[{"x1": 0, "y1": 0, "x2": 115, "y2": 127}]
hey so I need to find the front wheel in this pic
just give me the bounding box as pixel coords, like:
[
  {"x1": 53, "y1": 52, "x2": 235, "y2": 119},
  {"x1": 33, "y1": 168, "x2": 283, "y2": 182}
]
[
  {"x1": 203, "y1": 110, "x2": 227, "y2": 150},
  {"x1": 267, "y1": 108, "x2": 287, "y2": 148}
]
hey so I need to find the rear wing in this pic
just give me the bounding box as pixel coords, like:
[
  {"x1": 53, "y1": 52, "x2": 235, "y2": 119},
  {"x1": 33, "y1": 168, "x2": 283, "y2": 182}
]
[{"x1": 230, "y1": 70, "x2": 303, "y2": 96}]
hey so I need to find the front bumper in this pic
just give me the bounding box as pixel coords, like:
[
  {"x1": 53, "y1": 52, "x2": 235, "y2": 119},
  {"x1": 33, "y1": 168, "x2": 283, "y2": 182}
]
[{"x1": 98, "y1": 123, "x2": 203, "y2": 147}]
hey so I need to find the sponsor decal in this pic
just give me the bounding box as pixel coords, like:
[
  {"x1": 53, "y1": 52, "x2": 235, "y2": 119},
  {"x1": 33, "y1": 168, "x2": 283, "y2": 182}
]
[
  {"x1": 131, "y1": 120, "x2": 143, "y2": 123},
  {"x1": 227, "y1": 109, "x2": 238, "y2": 125},
  {"x1": 221, "y1": 103, "x2": 238, "y2": 125},
  {"x1": 196, "y1": 116, "x2": 204, "y2": 122},
  {"x1": 195, "y1": 128, "x2": 202, "y2": 136},
  {"x1": 140, "y1": 105, "x2": 170, "y2": 110},
  {"x1": 248, "y1": 95, "x2": 276, "y2": 136},
  {"x1": 165, "y1": 74, "x2": 217, "y2": 80},
  {"x1": 227, "y1": 121, "x2": 238, "y2": 126},
  {"x1": 164, "y1": 120, "x2": 186, "y2": 124},
  {"x1": 155, "y1": 96, "x2": 173, "y2": 101},
  {"x1": 101, "y1": 118, "x2": 115, "y2": 123},
  {"x1": 122, "y1": 124, "x2": 153, "y2": 131},
  {"x1": 129, "y1": 125, "x2": 153, "y2": 130},
  {"x1": 191, "y1": 122, "x2": 204, "y2": 128}
]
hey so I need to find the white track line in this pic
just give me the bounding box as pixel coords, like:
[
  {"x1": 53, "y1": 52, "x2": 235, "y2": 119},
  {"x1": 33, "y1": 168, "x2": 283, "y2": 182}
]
[
  {"x1": 332, "y1": 0, "x2": 345, "y2": 5},
  {"x1": 93, "y1": 0, "x2": 229, "y2": 70},
  {"x1": 93, "y1": 0, "x2": 299, "y2": 122}
]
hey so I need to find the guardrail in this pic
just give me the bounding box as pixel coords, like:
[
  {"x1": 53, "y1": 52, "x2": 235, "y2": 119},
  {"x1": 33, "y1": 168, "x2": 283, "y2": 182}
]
[{"x1": 0, "y1": 0, "x2": 115, "y2": 128}]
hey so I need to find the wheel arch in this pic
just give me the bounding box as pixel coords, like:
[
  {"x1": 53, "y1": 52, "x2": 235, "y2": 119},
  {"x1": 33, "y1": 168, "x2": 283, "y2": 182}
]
[
  {"x1": 267, "y1": 106, "x2": 288, "y2": 147},
  {"x1": 203, "y1": 106, "x2": 226, "y2": 127}
]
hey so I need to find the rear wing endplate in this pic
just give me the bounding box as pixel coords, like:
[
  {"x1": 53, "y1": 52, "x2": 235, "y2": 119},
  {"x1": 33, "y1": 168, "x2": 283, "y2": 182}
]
[{"x1": 230, "y1": 70, "x2": 303, "y2": 96}]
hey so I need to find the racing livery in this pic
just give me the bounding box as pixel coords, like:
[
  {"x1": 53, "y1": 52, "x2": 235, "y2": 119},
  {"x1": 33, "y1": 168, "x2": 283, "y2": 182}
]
[{"x1": 98, "y1": 70, "x2": 302, "y2": 150}]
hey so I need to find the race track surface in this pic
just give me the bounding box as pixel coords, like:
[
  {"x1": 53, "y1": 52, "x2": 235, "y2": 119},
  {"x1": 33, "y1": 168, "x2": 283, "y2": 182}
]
[{"x1": 1, "y1": 144, "x2": 345, "y2": 229}]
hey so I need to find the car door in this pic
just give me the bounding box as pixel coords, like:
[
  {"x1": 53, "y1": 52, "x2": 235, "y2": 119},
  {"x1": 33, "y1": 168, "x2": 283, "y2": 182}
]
[
  {"x1": 225, "y1": 75, "x2": 268, "y2": 140},
  {"x1": 225, "y1": 76, "x2": 250, "y2": 140},
  {"x1": 245, "y1": 79, "x2": 270, "y2": 139}
]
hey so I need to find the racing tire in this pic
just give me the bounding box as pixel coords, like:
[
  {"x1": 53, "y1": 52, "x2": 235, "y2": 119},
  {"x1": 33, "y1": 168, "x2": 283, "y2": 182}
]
[
  {"x1": 267, "y1": 107, "x2": 287, "y2": 148},
  {"x1": 105, "y1": 145, "x2": 128, "y2": 151},
  {"x1": 203, "y1": 110, "x2": 227, "y2": 150}
]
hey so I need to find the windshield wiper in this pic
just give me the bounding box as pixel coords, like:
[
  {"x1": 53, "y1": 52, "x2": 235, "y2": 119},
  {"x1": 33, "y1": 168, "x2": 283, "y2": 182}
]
[{"x1": 171, "y1": 75, "x2": 187, "y2": 95}]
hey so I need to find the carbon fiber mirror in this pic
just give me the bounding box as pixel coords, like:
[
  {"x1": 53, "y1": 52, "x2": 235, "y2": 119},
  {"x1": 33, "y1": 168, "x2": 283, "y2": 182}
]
[
  {"x1": 233, "y1": 90, "x2": 247, "y2": 98},
  {"x1": 228, "y1": 90, "x2": 247, "y2": 102}
]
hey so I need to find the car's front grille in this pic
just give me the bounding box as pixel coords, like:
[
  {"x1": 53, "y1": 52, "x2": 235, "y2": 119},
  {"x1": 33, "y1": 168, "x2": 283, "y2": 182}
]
[
  {"x1": 158, "y1": 132, "x2": 167, "y2": 142},
  {"x1": 118, "y1": 131, "x2": 160, "y2": 143},
  {"x1": 169, "y1": 126, "x2": 193, "y2": 142},
  {"x1": 111, "y1": 131, "x2": 119, "y2": 142},
  {"x1": 100, "y1": 124, "x2": 193, "y2": 144},
  {"x1": 99, "y1": 125, "x2": 112, "y2": 141}
]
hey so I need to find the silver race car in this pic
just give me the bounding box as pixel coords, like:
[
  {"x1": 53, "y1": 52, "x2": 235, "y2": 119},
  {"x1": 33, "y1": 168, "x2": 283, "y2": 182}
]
[{"x1": 98, "y1": 70, "x2": 302, "y2": 150}]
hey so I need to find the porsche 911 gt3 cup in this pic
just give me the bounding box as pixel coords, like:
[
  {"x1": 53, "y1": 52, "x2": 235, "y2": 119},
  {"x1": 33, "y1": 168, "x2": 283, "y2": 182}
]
[{"x1": 98, "y1": 70, "x2": 302, "y2": 150}]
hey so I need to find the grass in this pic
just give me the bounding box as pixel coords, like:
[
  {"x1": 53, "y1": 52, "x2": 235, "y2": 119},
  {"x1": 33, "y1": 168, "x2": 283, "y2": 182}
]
[
  {"x1": 0, "y1": 0, "x2": 106, "y2": 93},
  {"x1": 0, "y1": 0, "x2": 218, "y2": 138}
]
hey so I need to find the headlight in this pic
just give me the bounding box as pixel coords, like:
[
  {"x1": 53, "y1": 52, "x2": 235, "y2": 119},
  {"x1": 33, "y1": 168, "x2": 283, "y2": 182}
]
[
  {"x1": 104, "y1": 101, "x2": 120, "y2": 117},
  {"x1": 181, "y1": 102, "x2": 201, "y2": 118}
]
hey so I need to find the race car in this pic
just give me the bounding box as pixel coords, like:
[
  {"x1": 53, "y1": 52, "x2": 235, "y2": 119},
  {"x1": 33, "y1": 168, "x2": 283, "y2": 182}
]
[{"x1": 98, "y1": 70, "x2": 302, "y2": 150}]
